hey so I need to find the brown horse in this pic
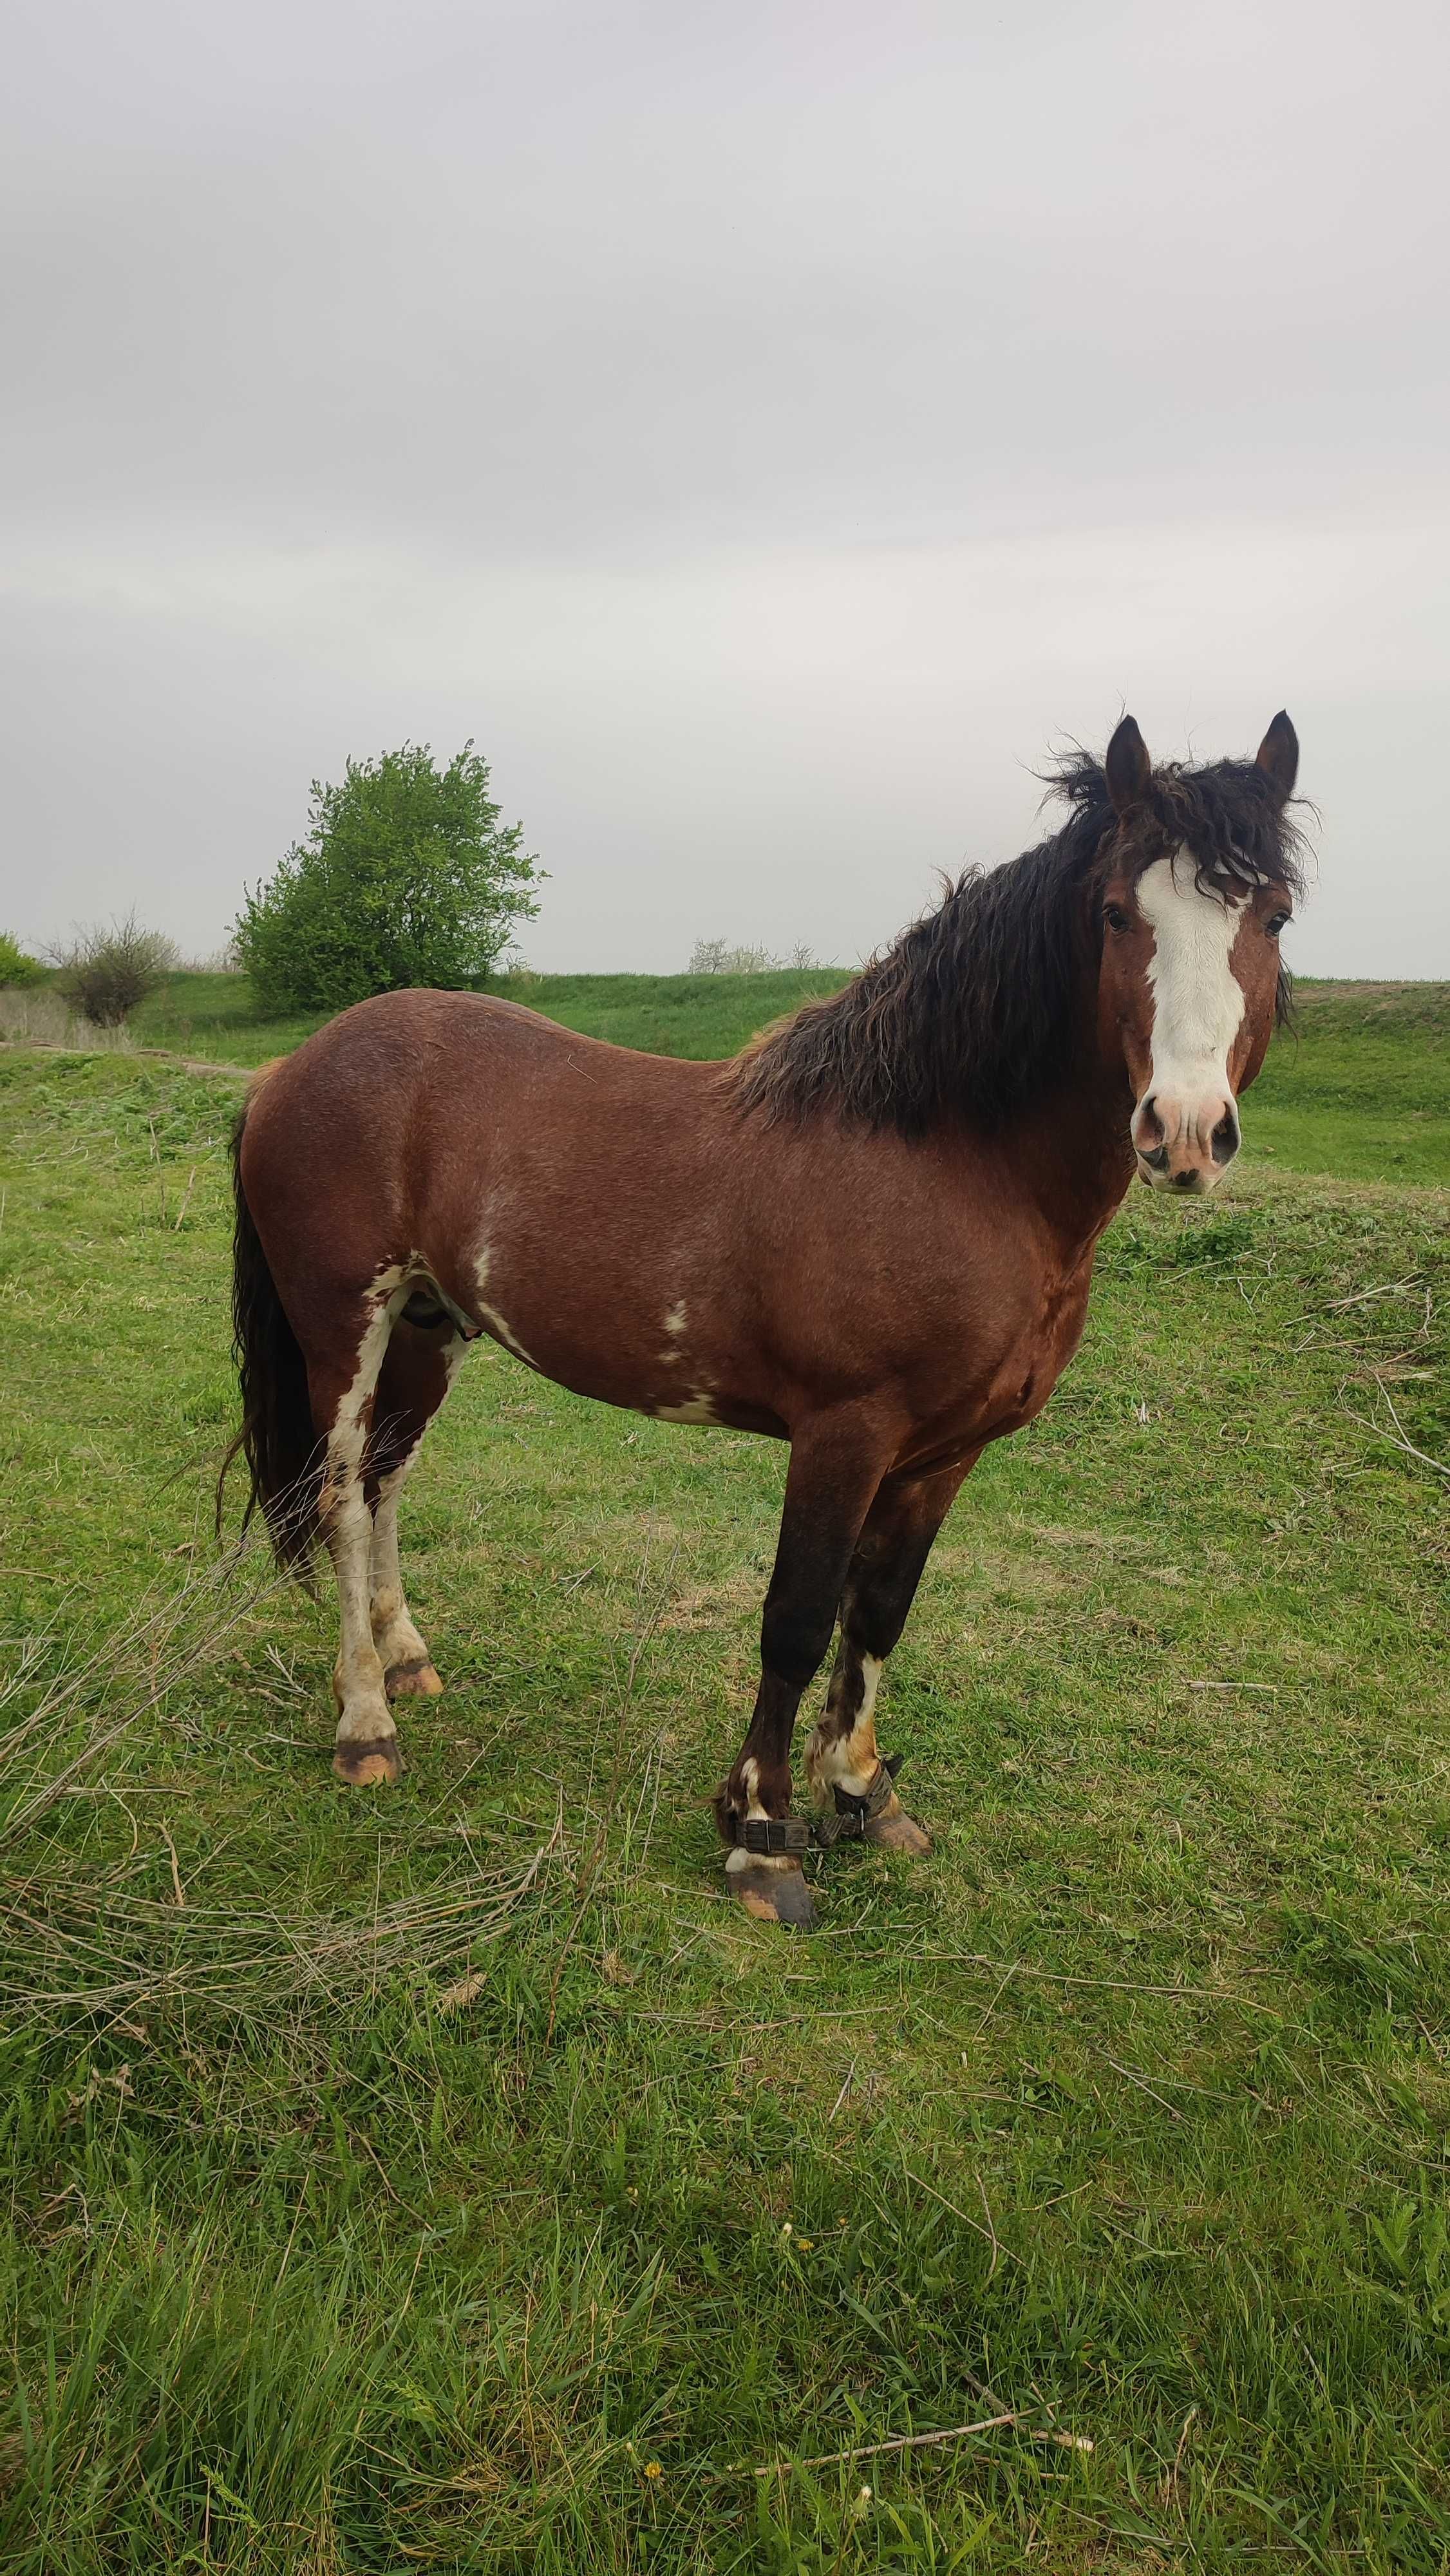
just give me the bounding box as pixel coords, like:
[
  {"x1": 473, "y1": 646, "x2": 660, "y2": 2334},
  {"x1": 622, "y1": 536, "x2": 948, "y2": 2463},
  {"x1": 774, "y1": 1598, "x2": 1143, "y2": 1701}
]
[{"x1": 223, "y1": 712, "x2": 1303, "y2": 1926}]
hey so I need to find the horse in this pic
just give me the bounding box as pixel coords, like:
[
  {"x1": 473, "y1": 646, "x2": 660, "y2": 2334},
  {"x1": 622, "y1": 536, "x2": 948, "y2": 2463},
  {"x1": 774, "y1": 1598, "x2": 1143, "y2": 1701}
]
[{"x1": 222, "y1": 711, "x2": 1304, "y2": 1926}]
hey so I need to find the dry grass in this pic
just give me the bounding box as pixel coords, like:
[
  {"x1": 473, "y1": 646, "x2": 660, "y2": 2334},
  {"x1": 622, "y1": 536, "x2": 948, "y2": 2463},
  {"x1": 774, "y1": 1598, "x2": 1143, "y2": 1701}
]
[{"x1": 0, "y1": 987, "x2": 135, "y2": 1052}]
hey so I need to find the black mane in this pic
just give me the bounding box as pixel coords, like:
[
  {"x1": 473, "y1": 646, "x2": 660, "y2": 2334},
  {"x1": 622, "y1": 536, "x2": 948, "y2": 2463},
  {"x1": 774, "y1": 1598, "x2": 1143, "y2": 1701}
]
[{"x1": 730, "y1": 751, "x2": 1308, "y2": 1138}]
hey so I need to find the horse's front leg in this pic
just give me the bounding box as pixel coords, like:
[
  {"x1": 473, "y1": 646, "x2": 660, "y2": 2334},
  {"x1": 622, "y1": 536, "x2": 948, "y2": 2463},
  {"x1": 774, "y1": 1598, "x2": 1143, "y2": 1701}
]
[
  {"x1": 805, "y1": 1456, "x2": 977, "y2": 1853},
  {"x1": 715, "y1": 1416, "x2": 892, "y2": 1928}
]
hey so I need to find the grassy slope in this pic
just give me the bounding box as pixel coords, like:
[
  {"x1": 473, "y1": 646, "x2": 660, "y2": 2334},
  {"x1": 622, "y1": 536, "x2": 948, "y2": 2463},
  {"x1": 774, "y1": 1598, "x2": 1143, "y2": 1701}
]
[
  {"x1": 133, "y1": 968, "x2": 847, "y2": 1072},
  {"x1": 133, "y1": 969, "x2": 1450, "y2": 1188},
  {"x1": 0, "y1": 996, "x2": 1447, "y2": 2568},
  {"x1": 1251, "y1": 983, "x2": 1450, "y2": 1186}
]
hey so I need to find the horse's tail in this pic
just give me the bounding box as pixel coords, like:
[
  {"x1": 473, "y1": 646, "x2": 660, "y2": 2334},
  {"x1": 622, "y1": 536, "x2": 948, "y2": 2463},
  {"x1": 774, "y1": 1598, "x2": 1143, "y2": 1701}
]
[{"x1": 216, "y1": 1089, "x2": 322, "y2": 1574}]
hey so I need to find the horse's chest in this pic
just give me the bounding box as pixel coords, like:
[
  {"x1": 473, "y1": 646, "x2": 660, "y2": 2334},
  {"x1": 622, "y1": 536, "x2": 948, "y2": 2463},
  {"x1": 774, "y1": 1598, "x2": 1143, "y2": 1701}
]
[{"x1": 942, "y1": 1262, "x2": 1093, "y2": 1443}]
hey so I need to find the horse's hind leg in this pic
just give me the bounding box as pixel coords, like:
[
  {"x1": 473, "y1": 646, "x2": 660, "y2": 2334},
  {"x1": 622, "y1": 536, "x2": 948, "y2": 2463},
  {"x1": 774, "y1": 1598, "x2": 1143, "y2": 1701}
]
[
  {"x1": 306, "y1": 1292, "x2": 405, "y2": 1787},
  {"x1": 368, "y1": 1320, "x2": 463, "y2": 1701},
  {"x1": 805, "y1": 1459, "x2": 975, "y2": 1853}
]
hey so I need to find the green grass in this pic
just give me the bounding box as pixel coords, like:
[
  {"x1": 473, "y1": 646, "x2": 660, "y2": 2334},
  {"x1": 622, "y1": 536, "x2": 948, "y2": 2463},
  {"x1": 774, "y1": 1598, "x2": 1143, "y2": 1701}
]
[
  {"x1": 1, "y1": 991, "x2": 1448, "y2": 2570},
  {"x1": 131, "y1": 968, "x2": 850, "y2": 1072},
  {"x1": 1250, "y1": 984, "x2": 1450, "y2": 1186},
  {"x1": 129, "y1": 969, "x2": 1450, "y2": 1190}
]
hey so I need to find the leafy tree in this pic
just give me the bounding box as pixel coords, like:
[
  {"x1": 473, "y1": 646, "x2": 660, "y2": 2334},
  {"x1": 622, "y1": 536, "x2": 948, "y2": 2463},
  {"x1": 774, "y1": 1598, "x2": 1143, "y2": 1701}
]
[
  {"x1": 233, "y1": 743, "x2": 540, "y2": 1014},
  {"x1": 0, "y1": 933, "x2": 46, "y2": 989}
]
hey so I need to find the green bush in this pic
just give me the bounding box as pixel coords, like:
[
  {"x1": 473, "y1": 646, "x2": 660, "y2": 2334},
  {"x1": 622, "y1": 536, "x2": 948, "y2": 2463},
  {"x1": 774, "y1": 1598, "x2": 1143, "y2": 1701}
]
[
  {"x1": 52, "y1": 916, "x2": 178, "y2": 1026},
  {"x1": 0, "y1": 931, "x2": 46, "y2": 988},
  {"x1": 233, "y1": 743, "x2": 540, "y2": 1014}
]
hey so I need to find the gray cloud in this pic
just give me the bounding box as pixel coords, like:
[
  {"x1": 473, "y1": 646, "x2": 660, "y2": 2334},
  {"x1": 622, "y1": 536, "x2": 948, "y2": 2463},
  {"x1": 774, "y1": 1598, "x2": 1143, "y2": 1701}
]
[{"x1": 3, "y1": 0, "x2": 1446, "y2": 974}]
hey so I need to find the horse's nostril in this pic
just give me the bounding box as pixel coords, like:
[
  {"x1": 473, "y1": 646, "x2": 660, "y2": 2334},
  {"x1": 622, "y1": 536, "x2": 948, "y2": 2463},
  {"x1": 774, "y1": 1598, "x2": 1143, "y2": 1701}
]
[
  {"x1": 1140, "y1": 1143, "x2": 1169, "y2": 1171},
  {"x1": 1211, "y1": 1109, "x2": 1241, "y2": 1165}
]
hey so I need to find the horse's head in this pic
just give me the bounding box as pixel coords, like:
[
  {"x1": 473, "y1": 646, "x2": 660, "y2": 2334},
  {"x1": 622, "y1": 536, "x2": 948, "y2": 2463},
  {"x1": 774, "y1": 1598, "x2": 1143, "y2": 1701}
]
[{"x1": 1095, "y1": 712, "x2": 1301, "y2": 1195}]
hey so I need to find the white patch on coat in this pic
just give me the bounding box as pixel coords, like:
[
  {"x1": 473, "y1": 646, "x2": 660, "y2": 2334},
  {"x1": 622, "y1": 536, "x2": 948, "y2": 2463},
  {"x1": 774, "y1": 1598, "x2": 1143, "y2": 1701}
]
[
  {"x1": 1135, "y1": 855, "x2": 1246, "y2": 1151},
  {"x1": 654, "y1": 1393, "x2": 718, "y2": 1425},
  {"x1": 471, "y1": 1244, "x2": 541, "y2": 1372},
  {"x1": 660, "y1": 1301, "x2": 688, "y2": 1368},
  {"x1": 477, "y1": 1300, "x2": 542, "y2": 1372}
]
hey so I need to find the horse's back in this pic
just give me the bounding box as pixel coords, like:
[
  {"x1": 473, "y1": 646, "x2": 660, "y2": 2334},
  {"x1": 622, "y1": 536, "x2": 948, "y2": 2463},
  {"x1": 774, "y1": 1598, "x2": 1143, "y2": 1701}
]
[
  {"x1": 237, "y1": 987, "x2": 731, "y2": 1328},
  {"x1": 247, "y1": 987, "x2": 714, "y2": 1164}
]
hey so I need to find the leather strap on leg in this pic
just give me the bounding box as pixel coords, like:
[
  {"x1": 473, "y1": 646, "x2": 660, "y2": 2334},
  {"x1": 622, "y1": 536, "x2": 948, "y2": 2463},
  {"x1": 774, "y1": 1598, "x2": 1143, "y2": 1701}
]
[
  {"x1": 730, "y1": 1814, "x2": 816, "y2": 1855},
  {"x1": 725, "y1": 1756, "x2": 902, "y2": 1854}
]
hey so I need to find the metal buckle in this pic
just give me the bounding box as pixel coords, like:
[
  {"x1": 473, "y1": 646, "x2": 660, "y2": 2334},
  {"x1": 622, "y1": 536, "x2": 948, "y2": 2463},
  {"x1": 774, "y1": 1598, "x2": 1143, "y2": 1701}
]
[{"x1": 826, "y1": 1752, "x2": 903, "y2": 1837}]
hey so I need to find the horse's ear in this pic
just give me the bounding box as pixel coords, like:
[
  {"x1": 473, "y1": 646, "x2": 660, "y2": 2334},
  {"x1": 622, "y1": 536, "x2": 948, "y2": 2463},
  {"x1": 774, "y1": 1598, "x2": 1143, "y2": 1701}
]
[
  {"x1": 1105, "y1": 715, "x2": 1151, "y2": 818},
  {"x1": 1254, "y1": 710, "x2": 1299, "y2": 800}
]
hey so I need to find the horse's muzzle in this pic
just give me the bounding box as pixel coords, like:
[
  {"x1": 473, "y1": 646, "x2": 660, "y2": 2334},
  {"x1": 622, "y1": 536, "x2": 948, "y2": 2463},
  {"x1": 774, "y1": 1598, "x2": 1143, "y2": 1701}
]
[{"x1": 1132, "y1": 1091, "x2": 1240, "y2": 1193}]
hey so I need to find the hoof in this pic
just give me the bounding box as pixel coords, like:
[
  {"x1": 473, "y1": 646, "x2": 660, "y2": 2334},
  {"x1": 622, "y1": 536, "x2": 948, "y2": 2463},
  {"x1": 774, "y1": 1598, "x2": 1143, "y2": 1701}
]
[
  {"x1": 385, "y1": 1657, "x2": 444, "y2": 1701},
  {"x1": 728, "y1": 1859, "x2": 817, "y2": 1929},
  {"x1": 332, "y1": 1735, "x2": 404, "y2": 1787},
  {"x1": 865, "y1": 1808, "x2": 932, "y2": 1855}
]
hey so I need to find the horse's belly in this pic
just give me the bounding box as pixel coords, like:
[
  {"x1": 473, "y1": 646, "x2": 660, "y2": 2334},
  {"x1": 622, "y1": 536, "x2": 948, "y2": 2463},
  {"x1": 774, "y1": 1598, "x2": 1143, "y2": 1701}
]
[{"x1": 468, "y1": 1288, "x2": 787, "y2": 1439}]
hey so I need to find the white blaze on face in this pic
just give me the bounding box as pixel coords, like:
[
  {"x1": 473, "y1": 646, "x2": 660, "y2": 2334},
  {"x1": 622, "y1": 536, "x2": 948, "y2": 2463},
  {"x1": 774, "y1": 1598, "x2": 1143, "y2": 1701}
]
[{"x1": 1133, "y1": 855, "x2": 1246, "y2": 1175}]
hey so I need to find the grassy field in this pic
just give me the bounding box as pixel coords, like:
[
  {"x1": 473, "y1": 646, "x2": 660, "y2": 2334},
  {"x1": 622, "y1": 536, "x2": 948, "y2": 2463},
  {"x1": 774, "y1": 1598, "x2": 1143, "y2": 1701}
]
[
  {"x1": 128, "y1": 967, "x2": 1450, "y2": 1189},
  {"x1": 131, "y1": 968, "x2": 849, "y2": 1075},
  {"x1": 1, "y1": 978, "x2": 1448, "y2": 2570}
]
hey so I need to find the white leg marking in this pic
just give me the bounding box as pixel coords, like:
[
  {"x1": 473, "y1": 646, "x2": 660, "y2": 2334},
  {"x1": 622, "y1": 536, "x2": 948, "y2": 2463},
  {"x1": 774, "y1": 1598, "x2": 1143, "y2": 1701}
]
[
  {"x1": 724, "y1": 1752, "x2": 796, "y2": 1877},
  {"x1": 370, "y1": 1327, "x2": 467, "y2": 1676},
  {"x1": 325, "y1": 1282, "x2": 404, "y2": 1747},
  {"x1": 807, "y1": 1651, "x2": 883, "y2": 1799},
  {"x1": 369, "y1": 1448, "x2": 432, "y2": 1673}
]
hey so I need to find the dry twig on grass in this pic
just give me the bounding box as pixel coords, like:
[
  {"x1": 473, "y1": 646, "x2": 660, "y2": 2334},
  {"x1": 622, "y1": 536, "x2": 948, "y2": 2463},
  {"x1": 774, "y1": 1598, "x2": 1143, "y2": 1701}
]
[
  {"x1": 724, "y1": 2405, "x2": 1094, "y2": 2479},
  {"x1": 1339, "y1": 1374, "x2": 1450, "y2": 1482}
]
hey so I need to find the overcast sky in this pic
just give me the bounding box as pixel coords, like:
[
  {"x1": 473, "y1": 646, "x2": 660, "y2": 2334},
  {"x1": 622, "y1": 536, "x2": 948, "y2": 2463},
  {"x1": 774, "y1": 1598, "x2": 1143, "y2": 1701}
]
[{"x1": 4, "y1": 0, "x2": 1447, "y2": 977}]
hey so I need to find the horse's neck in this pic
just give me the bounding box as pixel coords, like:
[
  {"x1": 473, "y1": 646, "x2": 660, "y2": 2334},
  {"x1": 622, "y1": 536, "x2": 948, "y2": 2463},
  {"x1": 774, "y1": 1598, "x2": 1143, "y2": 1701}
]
[{"x1": 1003, "y1": 1039, "x2": 1137, "y2": 1264}]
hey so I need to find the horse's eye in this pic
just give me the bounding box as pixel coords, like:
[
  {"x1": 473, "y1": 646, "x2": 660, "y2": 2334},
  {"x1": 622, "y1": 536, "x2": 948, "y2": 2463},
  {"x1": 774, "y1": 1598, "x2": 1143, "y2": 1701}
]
[
  {"x1": 1265, "y1": 909, "x2": 1291, "y2": 936},
  {"x1": 1103, "y1": 904, "x2": 1132, "y2": 934}
]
